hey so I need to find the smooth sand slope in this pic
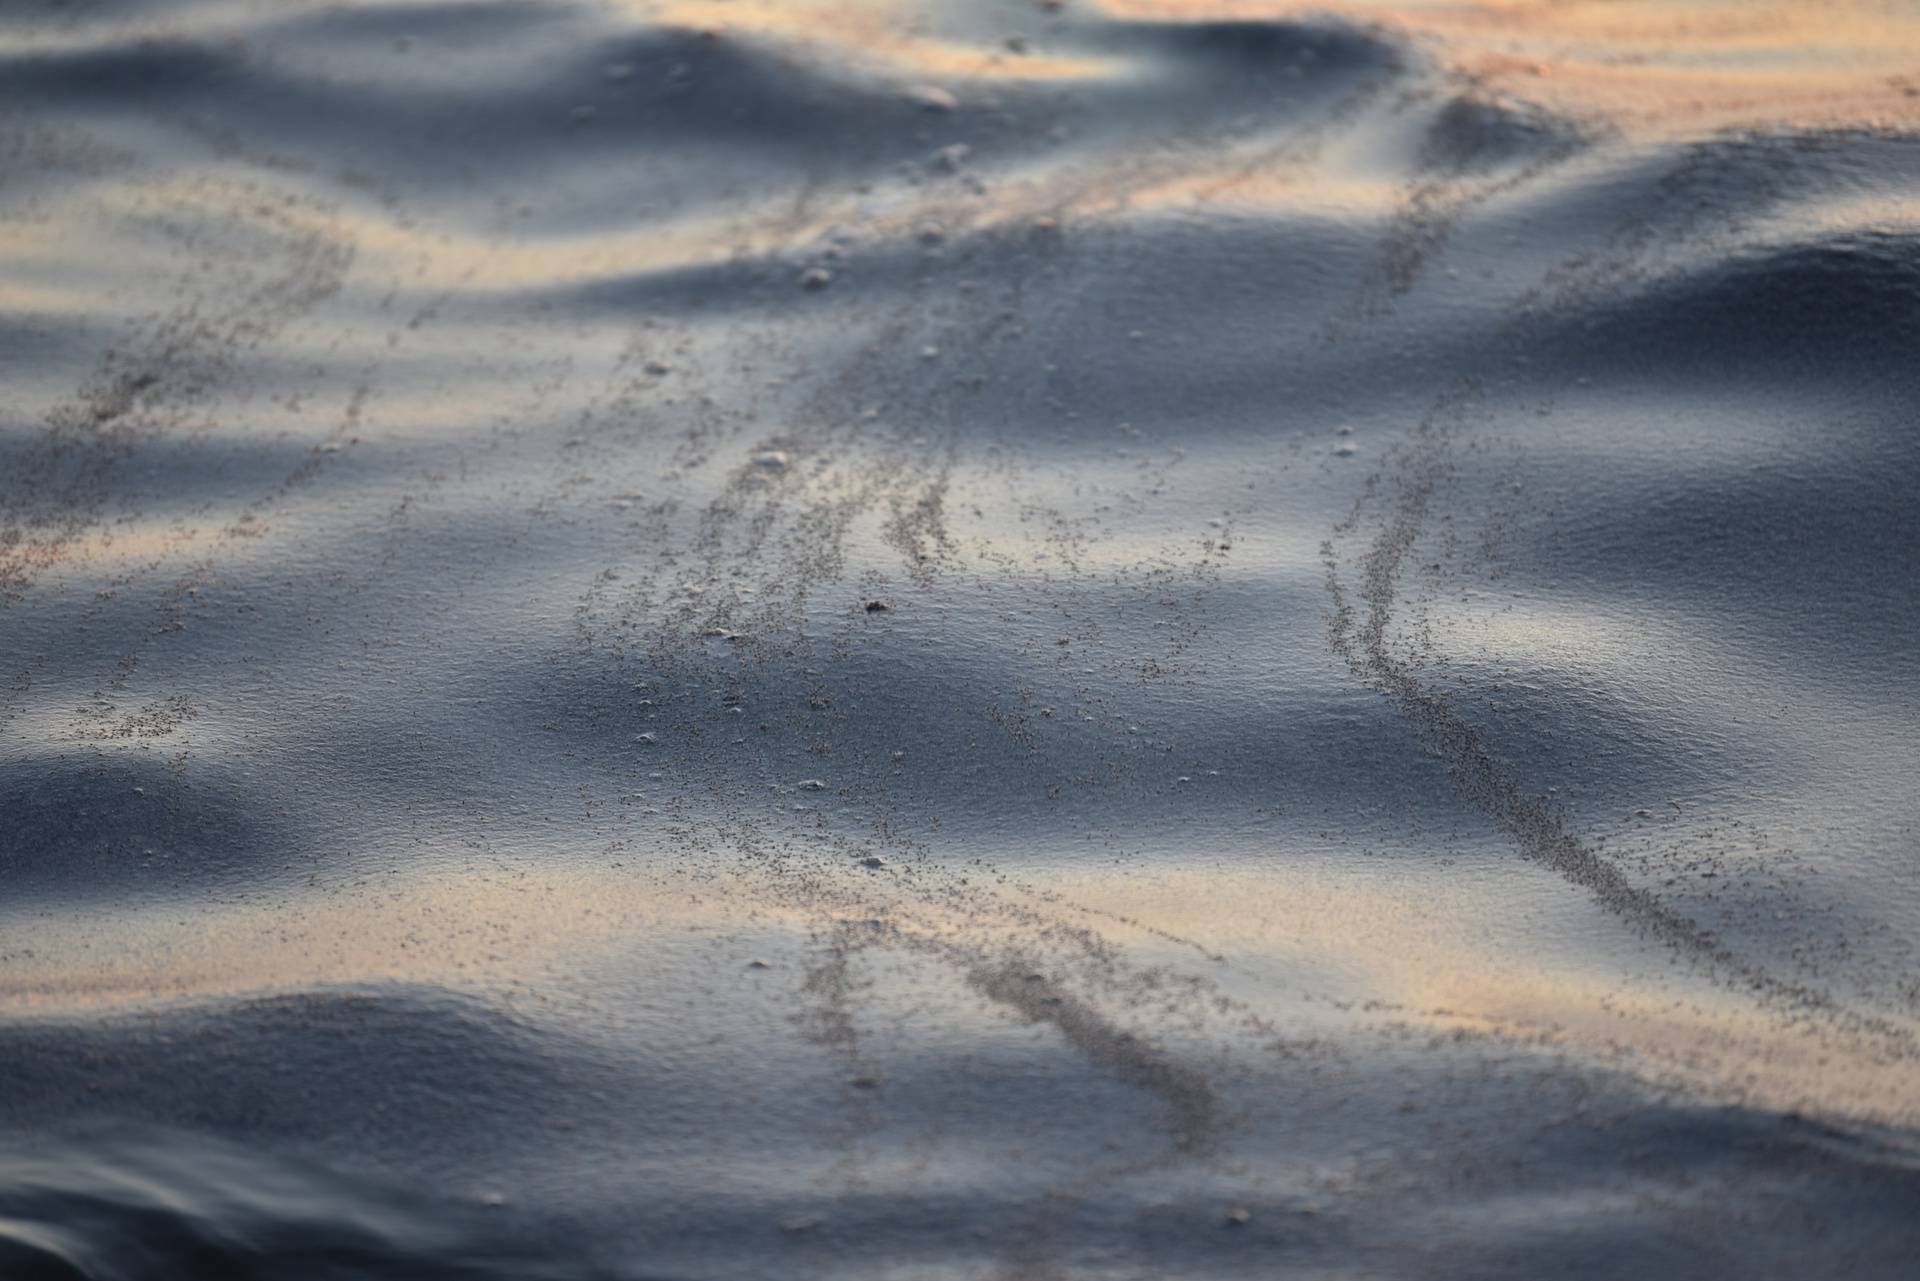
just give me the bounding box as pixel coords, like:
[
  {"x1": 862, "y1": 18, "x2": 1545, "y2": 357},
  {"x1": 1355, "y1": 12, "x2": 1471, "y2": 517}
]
[{"x1": 2, "y1": 1, "x2": 1918, "y2": 1276}]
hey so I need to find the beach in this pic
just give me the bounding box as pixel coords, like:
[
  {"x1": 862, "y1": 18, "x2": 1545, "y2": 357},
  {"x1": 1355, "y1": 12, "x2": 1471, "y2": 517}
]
[{"x1": 2, "y1": 1, "x2": 1918, "y2": 1276}]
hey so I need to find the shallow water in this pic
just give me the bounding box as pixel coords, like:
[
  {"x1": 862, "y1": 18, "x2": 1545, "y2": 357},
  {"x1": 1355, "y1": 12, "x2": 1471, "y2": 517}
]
[{"x1": 3, "y1": 1, "x2": 1919, "y2": 1276}]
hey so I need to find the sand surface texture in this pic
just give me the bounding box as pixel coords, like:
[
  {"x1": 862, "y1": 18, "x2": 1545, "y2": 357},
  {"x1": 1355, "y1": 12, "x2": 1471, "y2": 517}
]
[{"x1": 2, "y1": 1, "x2": 1918, "y2": 1276}]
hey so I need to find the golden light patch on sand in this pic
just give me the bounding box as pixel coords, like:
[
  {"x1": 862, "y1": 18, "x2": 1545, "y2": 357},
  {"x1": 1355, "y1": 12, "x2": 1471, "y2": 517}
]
[
  {"x1": 1036, "y1": 862, "x2": 1920, "y2": 1127},
  {"x1": 1103, "y1": 0, "x2": 1920, "y2": 135},
  {"x1": 61, "y1": 521, "x2": 211, "y2": 567},
  {"x1": 58, "y1": 176, "x2": 763, "y2": 296},
  {"x1": 0, "y1": 866, "x2": 748, "y2": 1010},
  {"x1": 1414, "y1": 983, "x2": 1920, "y2": 1132},
  {"x1": 1067, "y1": 163, "x2": 1394, "y2": 219},
  {"x1": 639, "y1": 0, "x2": 1122, "y2": 84},
  {"x1": 11, "y1": 853, "x2": 1916, "y2": 1127}
]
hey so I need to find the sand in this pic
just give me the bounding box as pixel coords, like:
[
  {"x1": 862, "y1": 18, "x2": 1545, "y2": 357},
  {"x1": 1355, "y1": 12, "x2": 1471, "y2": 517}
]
[{"x1": 2, "y1": 1, "x2": 1918, "y2": 1276}]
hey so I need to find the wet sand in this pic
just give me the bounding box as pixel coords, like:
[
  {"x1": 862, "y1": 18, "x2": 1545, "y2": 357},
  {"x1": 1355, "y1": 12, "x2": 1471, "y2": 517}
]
[{"x1": 3, "y1": 1, "x2": 1919, "y2": 1276}]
